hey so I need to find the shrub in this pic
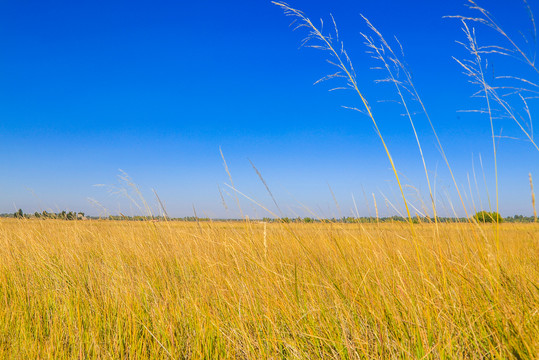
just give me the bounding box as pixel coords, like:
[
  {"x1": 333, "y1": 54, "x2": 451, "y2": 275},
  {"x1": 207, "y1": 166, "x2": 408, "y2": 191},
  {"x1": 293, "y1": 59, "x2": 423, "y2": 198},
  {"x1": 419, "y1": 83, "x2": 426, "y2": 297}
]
[{"x1": 473, "y1": 211, "x2": 503, "y2": 223}]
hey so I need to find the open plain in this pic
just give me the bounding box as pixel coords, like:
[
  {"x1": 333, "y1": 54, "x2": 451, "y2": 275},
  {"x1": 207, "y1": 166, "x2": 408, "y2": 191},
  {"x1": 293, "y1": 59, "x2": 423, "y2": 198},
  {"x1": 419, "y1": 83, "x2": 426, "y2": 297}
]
[{"x1": 0, "y1": 219, "x2": 537, "y2": 358}]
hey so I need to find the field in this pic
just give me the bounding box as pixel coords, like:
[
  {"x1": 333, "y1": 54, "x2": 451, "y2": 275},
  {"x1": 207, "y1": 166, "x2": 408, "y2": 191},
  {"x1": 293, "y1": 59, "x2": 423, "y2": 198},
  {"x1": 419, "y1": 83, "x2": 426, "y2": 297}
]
[
  {"x1": 0, "y1": 218, "x2": 537, "y2": 359},
  {"x1": 2, "y1": 0, "x2": 539, "y2": 358}
]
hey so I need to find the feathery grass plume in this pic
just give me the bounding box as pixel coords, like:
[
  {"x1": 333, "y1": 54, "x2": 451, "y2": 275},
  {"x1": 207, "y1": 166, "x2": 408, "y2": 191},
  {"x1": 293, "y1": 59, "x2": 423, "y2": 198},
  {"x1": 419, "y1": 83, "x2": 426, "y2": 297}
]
[
  {"x1": 118, "y1": 170, "x2": 155, "y2": 218},
  {"x1": 447, "y1": 1, "x2": 539, "y2": 152},
  {"x1": 450, "y1": 0, "x2": 537, "y2": 72},
  {"x1": 360, "y1": 17, "x2": 480, "y2": 232},
  {"x1": 272, "y1": 2, "x2": 415, "y2": 231},
  {"x1": 361, "y1": 19, "x2": 436, "y2": 223},
  {"x1": 447, "y1": 2, "x2": 537, "y2": 256},
  {"x1": 452, "y1": 21, "x2": 501, "y2": 249},
  {"x1": 94, "y1": 170, "x2": 155, "y2": 219}
]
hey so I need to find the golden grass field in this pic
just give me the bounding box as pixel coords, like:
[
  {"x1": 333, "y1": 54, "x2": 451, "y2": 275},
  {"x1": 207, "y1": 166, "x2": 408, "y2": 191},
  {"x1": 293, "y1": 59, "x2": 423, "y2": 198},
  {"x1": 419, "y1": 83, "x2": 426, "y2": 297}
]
[{"x1": 0, "y1": 218, "x2": 537, "y2": 359}]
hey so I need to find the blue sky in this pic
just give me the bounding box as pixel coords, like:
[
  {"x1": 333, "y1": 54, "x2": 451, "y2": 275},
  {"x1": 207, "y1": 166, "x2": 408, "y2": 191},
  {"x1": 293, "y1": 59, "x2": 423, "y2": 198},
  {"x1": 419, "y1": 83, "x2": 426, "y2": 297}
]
[{"x1": 0, "y1": 0, "x2": 537, "y2": 218}]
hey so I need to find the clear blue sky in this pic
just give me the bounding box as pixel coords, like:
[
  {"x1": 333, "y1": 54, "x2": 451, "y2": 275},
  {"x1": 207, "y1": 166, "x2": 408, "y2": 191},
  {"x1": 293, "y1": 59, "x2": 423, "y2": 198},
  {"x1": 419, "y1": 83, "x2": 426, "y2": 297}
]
[{"x1": 0, "y1": 0, "x2": 537, "y2": 218}]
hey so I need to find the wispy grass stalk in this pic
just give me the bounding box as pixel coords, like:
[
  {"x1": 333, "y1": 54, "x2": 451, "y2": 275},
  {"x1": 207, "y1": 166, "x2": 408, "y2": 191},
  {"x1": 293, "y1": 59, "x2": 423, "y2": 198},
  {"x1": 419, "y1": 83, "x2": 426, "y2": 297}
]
[
  {"x1": 453, "y1": 21, "x2": 501, "y2": 254},
  {"x1": 360, "y1": 17, "x2": 480, "y2": 234},
  {"x1": 272, "y1": 2, "x2": 416, "y2": 234}
]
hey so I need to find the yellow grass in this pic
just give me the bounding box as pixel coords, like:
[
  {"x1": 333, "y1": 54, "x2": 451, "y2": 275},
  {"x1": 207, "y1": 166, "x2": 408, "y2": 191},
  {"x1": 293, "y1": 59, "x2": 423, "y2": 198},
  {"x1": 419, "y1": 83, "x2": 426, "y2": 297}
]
[{"x1": 0, "y1": 218, "x2": 537, "y2": 358}]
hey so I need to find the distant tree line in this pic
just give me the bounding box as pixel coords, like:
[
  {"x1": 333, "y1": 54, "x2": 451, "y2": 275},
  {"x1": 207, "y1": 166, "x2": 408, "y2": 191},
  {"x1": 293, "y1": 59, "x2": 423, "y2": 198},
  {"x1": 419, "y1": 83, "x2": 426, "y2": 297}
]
[
  {"x1": 6, "y1": 209, "x2": 87, "y2": 220},
  {"x1": 503, "y1": 215, "x2": 537, "y2": 223},
  {"x1": 106, "y1": 215, "x2": 211, "y2": 221},
  {"x1": 262, "y1": 216, "x2": 472, "y2": 224},
  {"x1": 0, "y1": 211, "x2": 214, "y2": 221},
  {"x1": 263, "y1": 214, "x2": 537, "y2": 224},
  {"x1": 0, "y1": 210, "x2": 536, "y2": 223}
]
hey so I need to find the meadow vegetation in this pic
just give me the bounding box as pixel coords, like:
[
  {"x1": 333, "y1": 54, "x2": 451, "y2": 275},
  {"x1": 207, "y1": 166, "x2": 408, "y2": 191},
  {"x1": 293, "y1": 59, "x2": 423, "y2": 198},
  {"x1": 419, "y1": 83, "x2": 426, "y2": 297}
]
[
  {"x1": 1, "y1": 0, "x2": 538, "y2": 359},
  {"x1": 0, "y1": 219, "x2": 537, "y2": 358}
]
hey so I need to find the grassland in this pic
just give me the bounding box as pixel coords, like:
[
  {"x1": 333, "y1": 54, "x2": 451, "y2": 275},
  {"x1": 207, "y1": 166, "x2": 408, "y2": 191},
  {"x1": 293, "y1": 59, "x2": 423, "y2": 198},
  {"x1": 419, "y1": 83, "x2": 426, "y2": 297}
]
[{"x1": 0, "y1": 218, "x2": 537, "y2": 358}]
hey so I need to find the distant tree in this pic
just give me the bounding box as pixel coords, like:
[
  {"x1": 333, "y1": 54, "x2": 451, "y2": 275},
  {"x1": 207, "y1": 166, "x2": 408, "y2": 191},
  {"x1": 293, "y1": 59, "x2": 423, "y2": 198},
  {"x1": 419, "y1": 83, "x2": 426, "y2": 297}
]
[
  {"x1": 474, "y1": 211, "x2": 503, "y2": 223},
  {"x1": 14, "y1": 209, "x2": 23, "y2": 219},
  {"x1": 34, "y1": 212, "x2": 40, "y2": 219}
]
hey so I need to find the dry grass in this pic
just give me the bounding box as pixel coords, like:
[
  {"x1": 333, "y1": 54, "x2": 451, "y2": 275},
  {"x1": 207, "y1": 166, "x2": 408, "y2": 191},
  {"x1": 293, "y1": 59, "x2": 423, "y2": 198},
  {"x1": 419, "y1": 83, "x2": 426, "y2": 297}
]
[
  {"x1": 0, "y1": 218, "x2": 537, "y2": 358},
  {"x1": 0, "y1": 3, "x2": 535, "y2": 359},
  {"x1": 0, "y1": 1, "x2": 535, "y2": 359}
]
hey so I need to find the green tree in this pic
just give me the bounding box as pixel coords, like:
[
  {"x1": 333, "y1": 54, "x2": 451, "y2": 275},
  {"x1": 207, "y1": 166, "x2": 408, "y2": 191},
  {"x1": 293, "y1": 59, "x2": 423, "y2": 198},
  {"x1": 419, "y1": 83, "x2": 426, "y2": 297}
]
[{"x1": 473, "y1": 211, "x2": 503, "y2": 223}]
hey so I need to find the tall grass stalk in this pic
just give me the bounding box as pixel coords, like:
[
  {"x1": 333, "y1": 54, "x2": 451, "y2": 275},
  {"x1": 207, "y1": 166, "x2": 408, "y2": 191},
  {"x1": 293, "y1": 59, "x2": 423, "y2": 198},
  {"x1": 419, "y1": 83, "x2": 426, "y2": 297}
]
[
  {"x1": 272, "y1": 2, "x2": 415, "y2": 234},
  {"x1": 448, "y1": 0, "x2": 539, "y2": 153},
  {"x1": 361, "y1": 16, "x2": 478, "y2": 232},
  {"x1": 361, "y1": 19, "x2": 438, "y2": 230},
  {"x1": 453, "y1": 22, "x2": 503, "y2": 255}
]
